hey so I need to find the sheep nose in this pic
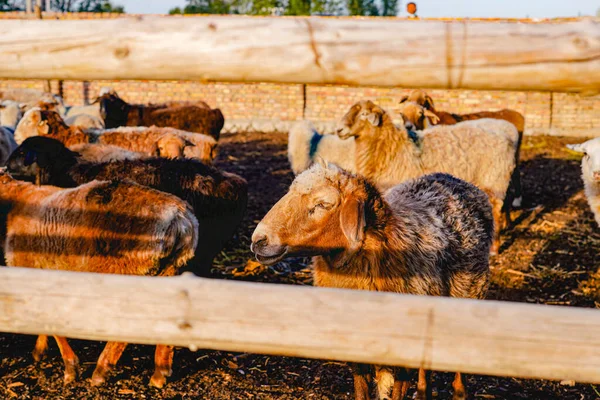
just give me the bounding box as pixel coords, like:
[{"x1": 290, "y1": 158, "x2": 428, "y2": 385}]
[
  {"x1": 251, "y1": 224, "x2": 269, "y2": 253},
  {"x1": 250, "y1": 235, "x2": 268, "y2": 254},
  {"x1": 405, "y1": 121, "x2": 415, "y2": 131}
]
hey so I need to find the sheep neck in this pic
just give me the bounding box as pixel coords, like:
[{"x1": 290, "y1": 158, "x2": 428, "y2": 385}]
[
  {"x1": 0, "y1": 179, "x2": 58, "y2": 212},
  {"x1": 355, "y1": 114, "x2": 422, "y2": 187},
  {"x1": 317, "y1": 188, "x2": 420, "y2": 293}
]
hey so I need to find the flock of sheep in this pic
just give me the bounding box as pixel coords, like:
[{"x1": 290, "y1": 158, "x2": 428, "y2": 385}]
[{"x1": 0, "y1": 86, "x2": 597, "y2": 399}]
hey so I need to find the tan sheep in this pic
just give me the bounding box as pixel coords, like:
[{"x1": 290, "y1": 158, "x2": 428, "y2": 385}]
[
  {"x1": 68, "y1": 143, "x2": 146, "y2": 163},
  {"x1": 336, "y1": 100, "x2": 516, "y2": 254},
  {"x1": 252, "y1": 164, "x2": 493, "y2": 400},
  {"x1": 287, "y1": 120, "x2": 356, "y2": 175},
  {"x1": 15, "y1": 109, "x2": 217, "y2": 163}
]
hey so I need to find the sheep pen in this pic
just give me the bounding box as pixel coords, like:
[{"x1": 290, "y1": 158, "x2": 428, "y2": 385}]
[
  {"x1": 0, "y1": 127, "x2": 597, "y2": 400},
  {"x1": 0, "y1": 14, "x2": 599, "y2": 400}
]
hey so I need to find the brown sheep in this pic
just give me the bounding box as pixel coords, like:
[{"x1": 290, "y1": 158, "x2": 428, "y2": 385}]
[
  {"x1": 15, "y1": 108, "x2": 217, "y2": 163},
  {"x1": 335, "y1": 100, "x2": 516, "y2": 254},
  {"x1": 0, "y1": 171, "x2": 198, "y2": 387},
  {"x1": 96, "y1": 90, "x2": 224, "y2": 140},
  {"x1": 399, "y1": 90, "x2": 525, "y2": 208},
  {"x1": 8, "y1": 136, "x2": 248, "y2": 278},
  {"x1": 252, "y1": 164, "x2": 493, "y2": 400}
]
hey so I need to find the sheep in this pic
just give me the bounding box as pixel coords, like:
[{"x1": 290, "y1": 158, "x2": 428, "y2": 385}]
[
  {"x1": 287, "y1": 120, "x2": 356, "y2": 175},
  {"x1": 0, "y1": 100, "x2": 24, "y2": 130},
  {"x1": 567, "y1": 138, "x2": 600, "y2": 227},
  {"x1": 15, "y1": 108, "x2": 217, "y2": 163},
  {"x1": 68, "y1": 143, "x2": 146, "y2": 163},
  {"x1": 96, "y1": 90, "x2": 224, "y2": 140},
  {"x1": 0, "y1": 170, "x2": 198, "y2": 387},
  {"x1": 399, "y1": 90, "x2": 525, "y2": 208},
  {"x1": 64, "y1": 113, "x2": 105, "y2": 129},
  {"x1": 251, "y1": 163, "x2": 493, "y2": 400},
  {"x1": 8, "y1": 136, "x2": 248, "y2": 277},
  {"x1": 336, "y1": 100, "x2": 516, "y2": 254}
]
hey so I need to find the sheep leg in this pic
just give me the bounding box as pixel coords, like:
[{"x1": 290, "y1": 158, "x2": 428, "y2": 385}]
[
  {"x1": 485, "y1": 193, "x2": 503, "y2": 255},
  {"x1": 452, "y1": 372, "x2": 467, "y2": 400},
  {"x1": 415, "y1": 368, "x2": 432, "y2": 400},
  {"x1": 351, "y1": 363, "x2": 372, "y2": 400},
  {"x1": 149, "y1": 344, "x2": 174, "y2": 388},
  {"x1": 53, "y1": 336, "x2": 79, "y2": 384},
  {"x1": 374, "y1": 365, "x2": 395, "y2": 399},
  {"x1": 32, "y1": 335, "x2": 49, "y2": 362},
  {"x1": 91, "y1": 341, "x2": 128, "y2": 386},
  {"x1": 391, "y1": 367, "x2": 411, "y2": 400}
]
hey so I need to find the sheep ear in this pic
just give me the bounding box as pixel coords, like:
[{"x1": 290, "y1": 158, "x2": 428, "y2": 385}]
[
  {"x1": 38, "y1": 120, "x2": 50, "y2": 135},
  {"x1": 315, "y1": 156, "x2": 328, "y2": 169},
  {"x1": 24, "y1": 150, "x2": 37, "y2": 166},
  {"x1": 424, "y1": 109, "x2": 440, "y2": 125},
  {"x1": 399, "y1": 95, "x2": 409, "y2": 104},
  {"x1": 566, "y1": 143, "x2": 586, "y2": 153},
  {"x1": 423, "y1": 95, "x2": 435, "y2": 110},
  {"x1": 340, "y1": 195, "x2": 365, "y2": 249},
  {"x1": 366, "y1": 110, "x2": 381, "y2": 127}
]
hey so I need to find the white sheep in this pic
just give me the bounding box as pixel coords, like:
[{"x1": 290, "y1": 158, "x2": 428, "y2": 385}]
[
  {"x1": 0, "y1": 100, "x2": 24, "y2": 130},
  {"x1": 287, "y1": 120, "x2": 356, "y2": 175},
  {"x1": 567, "y1": 138, "x2": 600, "y2": 226},
  {"x1": 64, "y1": 113, "x2": 105, "y2": 129},
  {"x1": 336, "y1": 100, "x2": 516, "y2": 254}
]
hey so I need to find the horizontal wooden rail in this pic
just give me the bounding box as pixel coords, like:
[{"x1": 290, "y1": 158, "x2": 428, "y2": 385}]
[
  {"x1": 1, "y1": 266, "x2": 600, "y2": 383},
  {"x1": 0, "y1": 16, "x2": 598, "y2": 92}
]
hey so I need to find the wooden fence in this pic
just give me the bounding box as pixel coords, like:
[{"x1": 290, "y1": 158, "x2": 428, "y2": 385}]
[
  {"x1": 0, "y1": 15, "x2": 599, "y2": 385},
  {"x1": 0, "y1": 16, "x2": 598, "y2": 92}
]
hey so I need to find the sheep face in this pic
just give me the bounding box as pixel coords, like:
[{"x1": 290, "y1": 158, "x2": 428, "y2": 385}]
[
  {"x1": 153, "y1": 135, "x2": 195, "y2": 159},
  {"x1": 98, "y1": 93, "x2": 129, "y2": 128},
  {"x1": 568, "y1": 139, "x2": 600, "y2": 182},
  {"x1": 335, "y1": 100, "x2": 385, "y2": 140},
  {"x1": 399, "y1": 89, "x2": 435, "y2": 110},
  {"x1": 397, "y1": 101, "x2": 439, "y2": 131},
  {"x1": 251, "y1": 163, "x2": 365, "y2": 266}
]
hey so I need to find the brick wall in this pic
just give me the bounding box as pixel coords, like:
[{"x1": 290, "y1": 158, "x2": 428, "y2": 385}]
[
  {"x1": 1, "y1": 13, "x2": 598, "y2": 136},
  {"x1": 2, "y1": 78, "x2": 598, "y2": 136}
]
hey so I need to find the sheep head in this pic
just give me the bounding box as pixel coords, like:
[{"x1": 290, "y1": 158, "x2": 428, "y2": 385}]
[
  {"x1": 8, "y1": 136, "x2": 78, "y2": 178},
  {"x1": 335, "y1": 100, "x2": 386, "y2": 140},
  {"x1": 95, "y1": 91, "x2": 129, "y2": 127},
  {"x1": 251, "y1": 162, "x2": 369, "y2": 266},
  {"x1": 399, "y1": 89, "x2": 435, "y2": 110},
  {"x1": 567, "y1": 138, "x2": 600, "y2": 182},
  {"x1": 152, "y1": 134, "x2": 195, "y2": 159},
  {"x1": 397, "y1": 101, "x2": 440, "y2": 131}
]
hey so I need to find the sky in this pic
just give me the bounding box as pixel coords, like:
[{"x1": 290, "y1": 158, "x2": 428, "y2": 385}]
[{"x1": 119, "y1": 0, "x2": 599, "y2": 17}]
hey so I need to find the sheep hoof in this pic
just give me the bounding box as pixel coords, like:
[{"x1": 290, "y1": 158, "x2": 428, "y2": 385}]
[
  {"x1": 63, "y1": 359, "x2": 79, "y2": 385},
  {"x1": 149, "y1": 372, "x2": 167, "y2": 388},
  {"x1": 32, "y1": 348, "x2": 46, "y2": 363},
  {"x1": 90, "y1": 367, "x2": 108, "y2": 387}
]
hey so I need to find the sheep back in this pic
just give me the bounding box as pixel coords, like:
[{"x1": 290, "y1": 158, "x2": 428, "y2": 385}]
[
  {"x1": 313, "y1": 172, "x2": 492, "y2": 300},
  {"x1": 288, "y1": 120, "x2": 356, "y2": 175},
  {"x1": 3, "y1": 178, "x2": 198, "y2": 276}
]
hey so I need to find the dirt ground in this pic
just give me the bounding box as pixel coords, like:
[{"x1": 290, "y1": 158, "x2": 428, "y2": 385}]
[{"x1": 1, "y1": 132, "x2": 599, "y2": 399}]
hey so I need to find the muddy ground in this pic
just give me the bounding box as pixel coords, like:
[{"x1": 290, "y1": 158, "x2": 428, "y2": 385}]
[{"x1": 1, "y1": 133, "x2": 599, "y2": 399}]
